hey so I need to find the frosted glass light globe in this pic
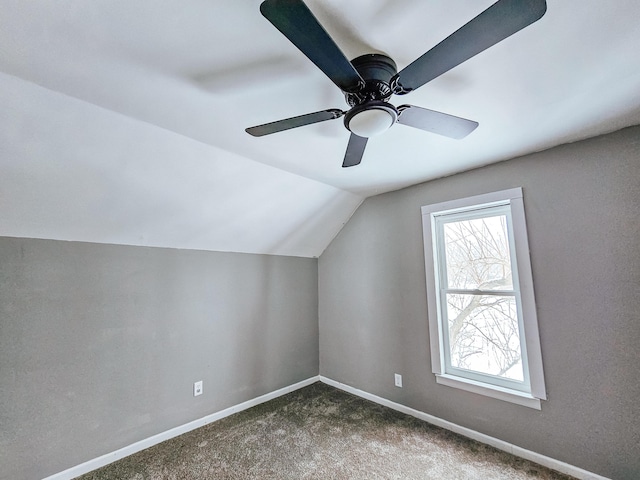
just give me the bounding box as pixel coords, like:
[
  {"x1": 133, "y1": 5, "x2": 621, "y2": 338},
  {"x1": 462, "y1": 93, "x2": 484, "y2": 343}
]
[{"x1": 347, "y1": 108, "x2": 396, "y2": 137}]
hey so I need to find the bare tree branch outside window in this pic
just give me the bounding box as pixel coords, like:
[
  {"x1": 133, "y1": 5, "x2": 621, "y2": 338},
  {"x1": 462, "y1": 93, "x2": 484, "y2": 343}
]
[{"x1": 442, "y1": 215, "x2": 523, "y2": 381}]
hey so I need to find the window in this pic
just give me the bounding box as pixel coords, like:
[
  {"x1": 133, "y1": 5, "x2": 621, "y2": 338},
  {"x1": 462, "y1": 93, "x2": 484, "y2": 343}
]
[{"x1": 422, "y1": 188, "x2": 546, "y2": 409}]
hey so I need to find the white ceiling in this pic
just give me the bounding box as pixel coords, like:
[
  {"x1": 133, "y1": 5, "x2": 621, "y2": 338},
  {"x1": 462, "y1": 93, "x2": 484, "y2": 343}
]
[{"x1": 1, "y1": 0, "x2": 639, "y2": 257}]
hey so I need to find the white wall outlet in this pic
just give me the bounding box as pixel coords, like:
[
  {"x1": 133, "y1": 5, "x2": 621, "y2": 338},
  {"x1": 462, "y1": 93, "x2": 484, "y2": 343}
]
[
  {"x1": 394, "y1": 373, "x2": 403, "y2": 388},
  {"x1": 194, "y1": 380, "x2": 203, "y2": 397}
]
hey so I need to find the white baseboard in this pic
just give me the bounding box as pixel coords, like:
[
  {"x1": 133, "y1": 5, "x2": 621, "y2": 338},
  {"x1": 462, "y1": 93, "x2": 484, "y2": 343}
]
[
  {"x1": 319, "y1": 376, "x2": 610, "y2": 480},
  {"x1": 43, "y1": 376, "x2": 320, "y2": 480},
  {"x1": 44, "y1": 375, "x2": 610, "y2": 480}
]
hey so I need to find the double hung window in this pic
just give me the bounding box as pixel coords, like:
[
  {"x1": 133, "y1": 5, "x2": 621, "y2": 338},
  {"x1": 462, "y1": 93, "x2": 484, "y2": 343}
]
[{"x1": 422, "y1": 188, "x2": 546, "y2": 408}]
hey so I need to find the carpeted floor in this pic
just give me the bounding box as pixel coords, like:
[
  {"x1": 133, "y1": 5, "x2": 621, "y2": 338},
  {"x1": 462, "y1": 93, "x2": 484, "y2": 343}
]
[{"x1": 77, "y1": 382, "x2": 575, "y2": 479}]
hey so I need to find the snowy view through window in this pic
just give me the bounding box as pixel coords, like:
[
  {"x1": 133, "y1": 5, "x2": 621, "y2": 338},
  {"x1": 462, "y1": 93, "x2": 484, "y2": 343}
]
[{"x1": 442, "y1": 214, "x2": 524, "y2": 381}]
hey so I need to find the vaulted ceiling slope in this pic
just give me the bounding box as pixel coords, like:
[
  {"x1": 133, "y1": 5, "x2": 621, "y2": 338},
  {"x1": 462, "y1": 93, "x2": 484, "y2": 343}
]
[{"x1": 1, "y1": 1, "x2": 639, "y2": 257}]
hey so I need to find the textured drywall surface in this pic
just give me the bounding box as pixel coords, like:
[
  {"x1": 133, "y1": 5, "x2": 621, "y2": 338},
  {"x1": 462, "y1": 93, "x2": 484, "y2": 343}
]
[
  {"x1": 0, "y1": 239, "x2": 318, "y2": 480},
  {"x1": 319, "y1": 125, "x2": 640, "y2": 479}
]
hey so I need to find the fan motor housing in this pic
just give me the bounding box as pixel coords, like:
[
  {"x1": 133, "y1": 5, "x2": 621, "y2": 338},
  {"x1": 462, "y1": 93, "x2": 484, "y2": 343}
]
[
  {"x1": 343, "y1": 54, "x2": 399, "y2": 137},
  {"x1": 345, "y1": 54, "x2": 397, "y2": 106}
]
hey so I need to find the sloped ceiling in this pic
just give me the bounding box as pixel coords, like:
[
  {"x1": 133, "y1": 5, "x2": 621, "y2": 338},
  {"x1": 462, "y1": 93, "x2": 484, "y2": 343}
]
[{"x1": 1, "y1": 0, "x2": 639, "y2": 257}]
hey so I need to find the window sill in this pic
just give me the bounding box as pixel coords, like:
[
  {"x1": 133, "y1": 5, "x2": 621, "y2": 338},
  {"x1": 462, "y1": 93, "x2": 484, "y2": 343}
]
[{"x1": 435, "y1": 374, "x2": 542, "y2": 409}]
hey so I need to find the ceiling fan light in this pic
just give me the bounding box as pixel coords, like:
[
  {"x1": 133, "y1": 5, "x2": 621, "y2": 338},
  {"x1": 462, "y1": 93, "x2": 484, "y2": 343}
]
[{"x1": 346, "y1": 106, "x2": 397, "y2": 138}]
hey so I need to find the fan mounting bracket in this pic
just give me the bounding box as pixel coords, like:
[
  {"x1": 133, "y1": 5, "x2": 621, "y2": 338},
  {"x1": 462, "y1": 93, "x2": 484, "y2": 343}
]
[{"x1": 390, "y1": 75, "x2": 412, "y2": 95}]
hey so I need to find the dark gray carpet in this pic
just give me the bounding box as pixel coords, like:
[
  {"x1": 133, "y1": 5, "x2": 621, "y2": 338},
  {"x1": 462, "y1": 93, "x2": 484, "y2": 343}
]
[{"x1": 77, "y1": 382, "x2": 575, "y2": 479}]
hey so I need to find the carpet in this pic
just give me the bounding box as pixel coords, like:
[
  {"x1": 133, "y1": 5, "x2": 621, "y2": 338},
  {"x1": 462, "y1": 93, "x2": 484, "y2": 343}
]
[{"x1": 76, "y1": 382, "x2": 575, "y2": 479}]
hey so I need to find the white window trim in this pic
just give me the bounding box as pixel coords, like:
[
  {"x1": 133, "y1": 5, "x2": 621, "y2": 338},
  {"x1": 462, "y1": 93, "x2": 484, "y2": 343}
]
[{"x1": 422, "y1": 188, "x2": 546, "y2": 409}]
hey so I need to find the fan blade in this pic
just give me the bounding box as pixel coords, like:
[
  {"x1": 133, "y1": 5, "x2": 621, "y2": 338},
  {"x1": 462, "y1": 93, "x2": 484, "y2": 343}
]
[
  {"x1": 397, "y1": 105, "x2": 478, "y2": 139},
  {"x1": 260, "y1": 0, "x2": 364, "y2": 93},
  {"x1": 246, "y1": 109, "x2": 344, "y2": 137},
  {"x1": 394, "y1": 0, "x2": 547, "y2": 93},
  {"x1": 342, "y1": 134, "x2": 368, "y2": 168}
]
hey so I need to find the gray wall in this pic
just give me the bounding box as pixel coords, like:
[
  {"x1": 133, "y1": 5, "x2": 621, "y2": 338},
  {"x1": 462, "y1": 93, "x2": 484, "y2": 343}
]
[
  {"x1": 0, "y1": 239, "x2": 318, "y2": 480},
  {"x1": 319, "y1": 126, "x2": 640, "y2": 480}
]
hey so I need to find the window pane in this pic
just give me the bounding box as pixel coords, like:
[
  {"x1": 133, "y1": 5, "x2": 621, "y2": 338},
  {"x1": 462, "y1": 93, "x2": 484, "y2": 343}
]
[
  {"x1": 443, "y1": 215, "x2": 513, "y2": 290},
  {"x1": 445, "y1": 293, "x2": 523, "y2": 381}
]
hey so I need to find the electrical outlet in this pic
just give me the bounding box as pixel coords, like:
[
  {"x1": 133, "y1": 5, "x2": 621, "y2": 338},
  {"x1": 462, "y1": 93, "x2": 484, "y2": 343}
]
[
  {"x1": 394, "y1": 374, "x2": 402, "y2": 388},
  {"x1": 194, "y1": 381, "x2": 203, "y2": 397}
]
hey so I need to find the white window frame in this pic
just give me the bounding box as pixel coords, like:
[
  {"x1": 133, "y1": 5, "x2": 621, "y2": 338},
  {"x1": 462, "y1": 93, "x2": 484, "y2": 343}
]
[{"x1": 422, "y1": 188, "x2": 546, "y2": 409}]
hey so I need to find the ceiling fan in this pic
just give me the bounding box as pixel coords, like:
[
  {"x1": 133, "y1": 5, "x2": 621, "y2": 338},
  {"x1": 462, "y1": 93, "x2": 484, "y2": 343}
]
[{"x1": 245, "y1": 0, "x2": 547, "y2": 167}]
